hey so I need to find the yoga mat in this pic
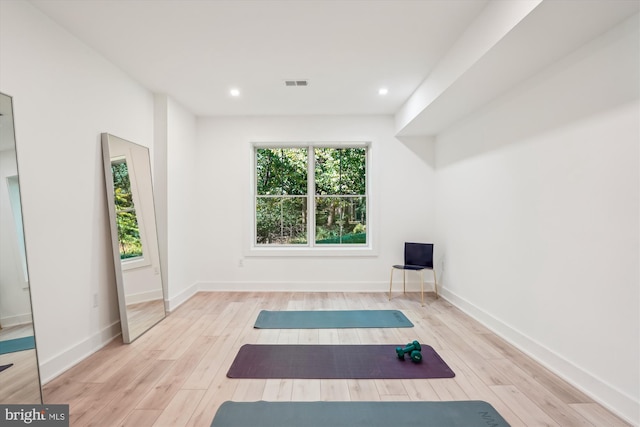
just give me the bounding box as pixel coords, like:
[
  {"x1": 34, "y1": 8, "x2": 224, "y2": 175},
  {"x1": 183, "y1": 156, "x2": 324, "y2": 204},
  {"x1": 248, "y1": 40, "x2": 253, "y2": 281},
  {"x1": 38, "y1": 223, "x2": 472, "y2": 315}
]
[
  {"x1": 0, "y1": 336, "x2": 35, "y2": 355},
  {"x1": 211, "y1": 401, "x2": 511, "y2": 427},
  {"x1": 227, "y1": 344, "x2": 455, "y2": 379},
  {"x1": 0, "y1": 363, "x2": 14, "y2": 373},
  {"x1": 254, "y1": 310, "x2": 413, "y2": 329}
]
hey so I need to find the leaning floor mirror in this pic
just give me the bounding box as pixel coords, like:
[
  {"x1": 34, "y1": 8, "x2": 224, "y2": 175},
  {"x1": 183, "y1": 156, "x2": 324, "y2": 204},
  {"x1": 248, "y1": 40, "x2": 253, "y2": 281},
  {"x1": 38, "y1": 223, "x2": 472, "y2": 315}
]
[
  {"x1": 0, "y1": 92, "x2": 42, "y2": 403},
  {"x1": 101, "y1": 133, "x2": 166, "y2": 343}
]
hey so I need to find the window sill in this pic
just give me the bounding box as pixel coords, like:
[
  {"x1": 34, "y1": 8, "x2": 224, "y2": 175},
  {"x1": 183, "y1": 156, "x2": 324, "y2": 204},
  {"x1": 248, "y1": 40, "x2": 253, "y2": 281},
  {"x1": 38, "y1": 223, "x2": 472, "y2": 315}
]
[
  {"x1": 245, "y1": 245, "x2": 378, "y2": 257},
  {"x1": 121, "y1": 256, "x2": 152, "y2": 271}
]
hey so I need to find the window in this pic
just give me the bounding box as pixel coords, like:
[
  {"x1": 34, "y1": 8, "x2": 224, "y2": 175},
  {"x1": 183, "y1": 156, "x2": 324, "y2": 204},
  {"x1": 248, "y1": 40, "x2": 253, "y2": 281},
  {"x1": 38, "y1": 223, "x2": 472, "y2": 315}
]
[
  {"x1": 6, "y1": 176, "x2": 28, "y2": 284},
  {"x1": 254, "y1": 143, "x2": 368, "y2": 250},
  {"x1": 111, "y1": 157, "x2": 144, "y2": 260}
]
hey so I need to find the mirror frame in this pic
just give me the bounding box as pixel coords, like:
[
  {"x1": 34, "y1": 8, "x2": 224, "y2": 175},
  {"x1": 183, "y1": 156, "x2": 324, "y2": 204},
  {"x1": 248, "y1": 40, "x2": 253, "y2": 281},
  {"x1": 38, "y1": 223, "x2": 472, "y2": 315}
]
[
  {"x1": 101, "y1": 133, "x2": 166, "y2": 343},
  {"x1": 0, "y1": 92, "x2": 43, "y2": 403}
]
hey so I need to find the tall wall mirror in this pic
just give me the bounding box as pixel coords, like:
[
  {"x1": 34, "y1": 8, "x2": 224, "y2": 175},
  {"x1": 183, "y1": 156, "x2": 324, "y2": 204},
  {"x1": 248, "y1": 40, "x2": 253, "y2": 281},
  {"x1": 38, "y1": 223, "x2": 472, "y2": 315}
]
[
  {"x1": 101, "y1": 133, "x2": 166, "y2": 343},
  {"x1": 0, "y1": 92, "x2": 42, "y2": 403}
]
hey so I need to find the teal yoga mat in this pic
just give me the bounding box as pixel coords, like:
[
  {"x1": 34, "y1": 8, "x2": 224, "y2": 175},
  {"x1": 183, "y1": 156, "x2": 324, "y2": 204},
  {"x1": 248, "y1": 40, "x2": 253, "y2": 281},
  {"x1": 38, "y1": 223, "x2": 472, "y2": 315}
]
[
  {"x1": 0, "y1": 336, "x2": 35, "y2": 355},
  {"x1": 211, "y1": 401, "x2": 511, "y2": 427},
  {"x1": 254, "y1": 310, "x2": 413, "y2": 329}
]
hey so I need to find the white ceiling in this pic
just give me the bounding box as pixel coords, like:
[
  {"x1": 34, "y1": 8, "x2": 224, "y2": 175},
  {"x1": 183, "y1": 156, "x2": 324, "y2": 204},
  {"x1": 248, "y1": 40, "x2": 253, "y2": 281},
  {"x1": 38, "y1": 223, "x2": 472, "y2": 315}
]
[
  {"x1": 29, "y1": 0, "x2": 489, "y2": 117},
  {"x1": 27, "y1": 0, "x2": 640, "y2": 136},
  {"x1": 397, "y1": 0, "x2": 640, "y2": 136}
]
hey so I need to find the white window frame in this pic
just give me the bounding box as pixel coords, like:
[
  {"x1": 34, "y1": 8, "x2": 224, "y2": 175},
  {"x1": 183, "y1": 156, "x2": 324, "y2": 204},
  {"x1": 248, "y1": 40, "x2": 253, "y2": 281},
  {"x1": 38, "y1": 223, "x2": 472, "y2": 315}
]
[
  {"x1": 110, "y1": 154, "x2": 152, "y2": 271},
  {"x1": 248, "y1": 141, "x2": 376, "y2": 257}
]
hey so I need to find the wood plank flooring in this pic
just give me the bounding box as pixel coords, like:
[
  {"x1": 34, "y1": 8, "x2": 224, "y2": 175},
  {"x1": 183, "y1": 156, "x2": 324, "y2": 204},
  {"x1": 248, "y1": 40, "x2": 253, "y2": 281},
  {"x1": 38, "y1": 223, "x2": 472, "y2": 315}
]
[
  {"x1": 43, "y1": 292, "x2": 631, "y2": 427},
  {"x1": 0, "y1": 348, "x2": 42, "y2": 403},
  {"x1": 126, "y1": 299, "x2": 167, "y2": 341},
  {"x1": 0, "y1": 323, "x2": 40, "y2": 403}
]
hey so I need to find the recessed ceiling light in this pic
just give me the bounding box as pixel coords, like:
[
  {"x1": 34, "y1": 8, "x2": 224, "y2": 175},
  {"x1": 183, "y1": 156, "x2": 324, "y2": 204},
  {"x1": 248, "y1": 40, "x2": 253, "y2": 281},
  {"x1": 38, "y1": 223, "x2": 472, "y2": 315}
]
[
  {"x1": 230, "y1": 88, "x2": 240, "y2": 97},
  {"x1": 378, "y1": 87, "x2": 389, "y2": 96}
]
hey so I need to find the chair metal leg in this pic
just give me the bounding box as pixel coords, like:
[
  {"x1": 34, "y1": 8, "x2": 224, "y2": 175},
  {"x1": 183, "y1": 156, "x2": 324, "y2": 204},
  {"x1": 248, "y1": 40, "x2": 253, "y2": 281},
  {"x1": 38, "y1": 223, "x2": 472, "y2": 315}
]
[
  {"x1": 433, "y1": 268, "x2": 438, "y2": 299},
  {"x1": 403, "y1": 270, "x2": 406, "y2": 294},
  {"x1": 391, "y1": 267, "x2": 432, "y2": 305},
  {"x1": 389, "y1": 267, "x2": 394, "y2": 300},
  {"x1": 420, "y1": 270, "x2": 424, "y2": 306}
]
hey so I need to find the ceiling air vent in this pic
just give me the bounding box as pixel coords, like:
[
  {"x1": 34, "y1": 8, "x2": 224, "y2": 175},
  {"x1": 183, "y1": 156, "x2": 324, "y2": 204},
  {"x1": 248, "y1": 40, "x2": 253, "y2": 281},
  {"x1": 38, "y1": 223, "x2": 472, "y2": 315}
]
[{"x1": 284, "y1": 80, "x2": 309, "y2": 87}]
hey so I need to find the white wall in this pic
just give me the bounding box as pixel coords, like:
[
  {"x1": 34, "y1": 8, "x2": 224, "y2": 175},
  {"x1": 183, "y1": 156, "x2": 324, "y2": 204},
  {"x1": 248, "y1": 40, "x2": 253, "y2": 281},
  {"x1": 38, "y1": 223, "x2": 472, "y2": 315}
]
[
  {"x1": 166, "y1": 97, "x2": 199, "y2": 308},
  {"x1": 0, "y1": 0, "x2": 155, "y2": 382},
  {"x1": 195, "y1": 115, "x2": 436, "y2": 291},
  {"x1": 434, "y1": 14, "x2": 639, "y2": 424}
]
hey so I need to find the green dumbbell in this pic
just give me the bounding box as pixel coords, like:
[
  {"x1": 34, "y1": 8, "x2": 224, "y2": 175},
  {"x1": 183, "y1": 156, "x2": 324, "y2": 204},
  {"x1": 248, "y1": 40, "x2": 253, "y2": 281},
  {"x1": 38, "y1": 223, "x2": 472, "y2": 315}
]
[{"x1": 395, "y1": 340, "x2": 422, "y2": 362}]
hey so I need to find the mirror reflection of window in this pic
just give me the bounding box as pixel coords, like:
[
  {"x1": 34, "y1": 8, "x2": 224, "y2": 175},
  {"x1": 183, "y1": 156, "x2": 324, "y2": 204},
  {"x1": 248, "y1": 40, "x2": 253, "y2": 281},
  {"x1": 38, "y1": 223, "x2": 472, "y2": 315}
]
[
  {"x1": 6, "y1": 175, "x2": 28, "y2": 283},
  {"x1": 110, "y1": 157, "x2": 144, "y2": 261}
]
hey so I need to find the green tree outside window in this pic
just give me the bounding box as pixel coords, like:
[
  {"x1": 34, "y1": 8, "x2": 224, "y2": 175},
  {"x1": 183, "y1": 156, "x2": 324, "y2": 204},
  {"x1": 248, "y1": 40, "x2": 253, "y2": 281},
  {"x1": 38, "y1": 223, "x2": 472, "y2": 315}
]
[
  {"x1": 255, "y1": 146, "x2": 367, "y2": 246},
  {"x1": 111, "y1": 160, "x2": 144, "y2": 259}
]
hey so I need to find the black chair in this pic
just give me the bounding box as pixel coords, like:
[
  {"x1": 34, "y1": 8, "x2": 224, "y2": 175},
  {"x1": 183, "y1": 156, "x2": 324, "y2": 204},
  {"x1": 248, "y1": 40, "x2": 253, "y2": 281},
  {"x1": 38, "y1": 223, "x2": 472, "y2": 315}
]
[{"x1": 389, "y1": 242, "x2": 438, "y2": 306}]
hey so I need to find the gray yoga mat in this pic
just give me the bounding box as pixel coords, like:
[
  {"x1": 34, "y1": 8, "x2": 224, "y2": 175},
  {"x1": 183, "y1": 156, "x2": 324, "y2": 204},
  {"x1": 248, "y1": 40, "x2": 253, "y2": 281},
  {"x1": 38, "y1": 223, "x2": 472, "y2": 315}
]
[
  {"x1": 211, "y1": 401, "x2": 511, "y2": 427},
  {"x1": 254, "y1": 310, "x2": 413, "y2": 329}
]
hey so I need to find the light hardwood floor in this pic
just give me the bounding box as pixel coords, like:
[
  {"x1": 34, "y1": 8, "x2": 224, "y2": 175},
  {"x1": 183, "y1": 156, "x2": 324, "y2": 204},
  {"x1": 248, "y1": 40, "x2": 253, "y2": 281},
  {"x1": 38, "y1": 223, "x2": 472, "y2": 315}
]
[
  {"x1": 43, "y1": 292, "x2": 631, "y2": 427},
  {"x1": 0, "y1": 324, "x2": 41, "y2": 403},
  {"x1": 126, "y1": 299, "x2": 167, "y2": 341},
  {"x1": 0, "y1": 348, "x2": 42, "y2": 403}
]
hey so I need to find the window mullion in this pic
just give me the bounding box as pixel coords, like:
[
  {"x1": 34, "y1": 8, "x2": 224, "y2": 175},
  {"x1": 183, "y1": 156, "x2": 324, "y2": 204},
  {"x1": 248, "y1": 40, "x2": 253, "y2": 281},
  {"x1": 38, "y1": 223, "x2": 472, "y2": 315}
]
[{"x1": 308, "y1": 145, "x2": 315, "y2": 247}]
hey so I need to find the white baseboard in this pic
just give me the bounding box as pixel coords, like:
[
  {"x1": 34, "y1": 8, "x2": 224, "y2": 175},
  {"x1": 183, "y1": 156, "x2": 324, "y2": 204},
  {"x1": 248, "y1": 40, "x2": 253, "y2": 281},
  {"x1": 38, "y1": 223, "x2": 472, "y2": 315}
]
[
  {"x1": 0, "y1": 312, "x2": 33, "y2": 328},
  {"x1": 166, "y1": 282, "x2": 200, "y2": 312},
  {"x1": 39, "y1": 320, "x2": 121, "y2": 384},
  {"x1": 440, "y1": 287, "x2": 639, "y2": 426},
  {"x1": 197, "y1": 280, "x2": 393, "y2": 292},
  {"x1": 196, "y1": 279, "x2": 436, "y2": 294},
  {"x1": 125, "y1": 289, "x2": 164, "y2": 305}
]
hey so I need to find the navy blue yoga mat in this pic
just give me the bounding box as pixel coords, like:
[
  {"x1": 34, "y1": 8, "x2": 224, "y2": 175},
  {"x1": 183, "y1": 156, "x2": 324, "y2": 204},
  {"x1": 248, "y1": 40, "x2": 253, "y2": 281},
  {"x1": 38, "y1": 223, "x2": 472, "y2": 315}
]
[
  {"x1": 0, "y1": 336, "x2": 35, "y2": 355},
  {"x1": 227, "y1": 344, "x2": 455, "y2": 379},
  {"x1": 254, "y1": 310, "x2": 413, "y2": 329},
  {"x1": 211, "y1": 401, "x2": 511, "y2": 427}
]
